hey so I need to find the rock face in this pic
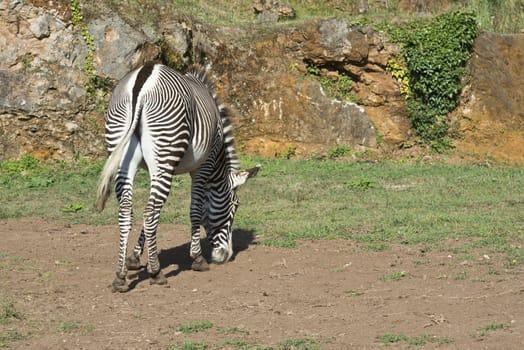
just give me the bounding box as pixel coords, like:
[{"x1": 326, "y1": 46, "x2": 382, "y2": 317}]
[
  {"x1": 207, "y1": 20, "x2": 405, "y2": 156},
  {"x1": 453, "y1": 32, "x2": 524, "y2": 164},
  {"x1": 0, "y1": 1, "x2": 400, "y2": 160},
  {"x1": 0, "y1": 1, "x2": 90, "y2": 159},
  {"x1": 0, "y1": 1, "x2": 522, "y2": 164},
  {"x1": 0, "y1": 1, "x2": 159, "y2": 159}
]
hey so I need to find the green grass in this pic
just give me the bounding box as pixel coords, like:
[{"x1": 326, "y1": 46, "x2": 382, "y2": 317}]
[
  {"x1": 166, "y1": 319, "x2": 319, "y2": 349},
  {"x1": 380, "y1": 271, "x2": 410, "y2": 281},
  {"x1": 377, "y1": 333, "x2": 453, "y2": 346},
  {"x1": 1, "y1": 156, "x2": 523, "y2": 264},
  {"x1": 176, "y1": 320, "x2": 214, "y2": 334},
  {"x1": 167, "y1": 342, "x2": 208, "y2": 350},
  {"x1": 0, "y1": 294, "x2": 20, "y2": 325},
  {"x1": 475, "y1": 322, "x2": 511, "y2": 338},
  {"x1": 57, "y1": 320, "x2": 96, "y2": 334},
  {"x1": 0, "y1": 330, "x2": 30, "y2": 348},
  {"x1": 99, "y1": 0, "x2": 522, "y2": 34}
]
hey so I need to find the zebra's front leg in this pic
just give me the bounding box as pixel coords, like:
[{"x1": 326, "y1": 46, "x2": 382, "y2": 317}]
[
  {"x1": 190, "y1": 225, "x2": 209, "y2": 271},
  {"x1": 189, "y1": 192, "x2": 209, "y2": 271}
]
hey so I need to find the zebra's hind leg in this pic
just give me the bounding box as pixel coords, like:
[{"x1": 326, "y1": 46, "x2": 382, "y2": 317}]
[
  {"x1": 141, "y1": 172, "x2": 175, "y2": 286},
  {"x1": 125, "y1": 229, "x2": 145, "y2": 271},
  {"x1": 111, "y1": 135, "x2": 142, "y2": 293},
  {"x1": 112, "y1": 175, "x2": 134, "y2": 293}
]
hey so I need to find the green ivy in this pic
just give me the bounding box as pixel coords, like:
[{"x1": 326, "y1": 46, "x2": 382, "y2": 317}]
[
  {"x1": 390, "y1": 10, "x2": 478, "y2": 148},
  {"x1": 157, "y1": 38, "x2": 186, "y2": 71},
  {"x1": 70, "y1": 0, "x2": 110, "y2": 100}
]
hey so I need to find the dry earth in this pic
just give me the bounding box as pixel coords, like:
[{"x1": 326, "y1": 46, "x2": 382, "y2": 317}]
[{"x1": 1, "y1": 218, "x2": 523, "y2": 349}]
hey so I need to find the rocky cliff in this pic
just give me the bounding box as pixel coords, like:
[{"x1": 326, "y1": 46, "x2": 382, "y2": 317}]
[
  {"x1": 452, "y1": 32, "x2": 524, "y2": 164},
  {"x1": 0, "y1": 1, "x2": 522, "y2": 164}
]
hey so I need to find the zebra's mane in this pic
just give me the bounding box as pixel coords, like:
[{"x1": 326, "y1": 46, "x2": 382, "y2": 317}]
[
  {"x1": 185, "y1": 64, "x2": 215, "y2": 91},
  {"x1": 185, "y1": 65, "x2": 240, "y2": 173}
]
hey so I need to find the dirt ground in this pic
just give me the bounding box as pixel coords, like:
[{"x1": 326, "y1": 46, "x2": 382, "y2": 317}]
[{"x1": 0, "y1": 218, "x2": 522, "y2": 349}]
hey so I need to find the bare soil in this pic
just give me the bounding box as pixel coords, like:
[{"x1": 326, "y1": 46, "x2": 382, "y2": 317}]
[{"x1": 1, "y1": 218, "x2": 523, "y2": 349}]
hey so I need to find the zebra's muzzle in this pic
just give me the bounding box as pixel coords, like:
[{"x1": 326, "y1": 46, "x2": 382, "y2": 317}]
[{"x1": 211, "y1": 246, "x2": 231, "y2": 264}]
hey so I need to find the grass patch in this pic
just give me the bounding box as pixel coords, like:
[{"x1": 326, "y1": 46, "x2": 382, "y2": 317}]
[
  {"x1": 216, "y1": 326, "x2": 250, "y2": 335},
  {"x1": 0, "y1": 156, "x2": 523, "y2": 266},
  {"x1": 176, "y1": 320, "x2": 214, "y2": 334},
  {"x1": 0, "y1": 330, "x2": 30, "y2": 348},
  {"x1": 454, "y1": 271, "x2": 468, "y2": 281},
  {"x1": 475, "y1": 323, "x2": 511, "y2": 338},
  {"x1": 377, "y1": 333, "x2": 453, "y2": 346},
  {"x1": 100, "y1": 0, "x2": 521, "y2": 34},
  {"x1": 166, "y1": 320, "x2": 320, "y2": 349},
  {"x1": 277, "y1": 338, "x2": 319, "y2": 350},
  {"x1": 362, "y1": 243, "x2": 390, "y2": 252},
  {"x1": 380, "y1": 271, "x2": 410, "y2": 281},
  {"x1": 57, "y1": 320, "x2": 95, "y2": 334},
  {"x1": 167, "y1": 342, "x2": 208, "y2": 350},
  {"x1": 0, "y1": 295, "x2": 20, "y2": 324}
]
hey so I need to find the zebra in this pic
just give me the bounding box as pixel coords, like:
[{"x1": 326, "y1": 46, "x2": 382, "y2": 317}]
[{"x1": 95, "y1": 62, "x2": 259, "y2": 292}]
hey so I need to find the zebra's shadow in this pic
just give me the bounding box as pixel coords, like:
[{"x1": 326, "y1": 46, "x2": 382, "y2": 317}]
[{"x1": 127, "y1": 228, "x2": 255, "y2": 290}]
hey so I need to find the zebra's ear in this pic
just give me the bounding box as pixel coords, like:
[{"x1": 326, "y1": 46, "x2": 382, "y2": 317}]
[{"x1": 231, "y1": 164, "x2": 260, "y2": 189}]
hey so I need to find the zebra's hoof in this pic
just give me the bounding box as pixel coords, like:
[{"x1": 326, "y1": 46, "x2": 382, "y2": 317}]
[
  {"x1": 192, "y1": 256, "x2": 210, "y2": 271},
  {"x1": 150, "y1": 271, "x2": 167, "y2": 285},
  {"x1": 111, "y1": 277, "x2": 130, "y2": 293},
  {"x1": 126, "y1": 255, "x2": 141, "y2": 270}
]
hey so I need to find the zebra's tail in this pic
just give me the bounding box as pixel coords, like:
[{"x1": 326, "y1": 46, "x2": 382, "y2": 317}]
[{"x1": 95, "y1": 109, "x2": 141, "y2": 213}]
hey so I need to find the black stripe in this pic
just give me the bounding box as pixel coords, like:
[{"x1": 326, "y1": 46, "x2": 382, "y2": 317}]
[{"x1": 131, "y1": 62, "x2": 156, "y2": 122}]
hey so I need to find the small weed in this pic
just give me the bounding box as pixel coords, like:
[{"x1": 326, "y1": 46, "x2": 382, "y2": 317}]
[
  {"x1": 376, "y1": 333, "x2": 408, "y2": 344},
  {"x1": 58, "y1": 320, "x2": 95, "y2": 334},
  {"x1": 0, "y1": 155, "x2": 39, "y2": 176},
  {"x1": 278, "y1": 338, "x2": 319, "y2": 350},
  {"x1": 216, "y1": 326, "x2": 250, "y2": 335},
  {"x1": 0, "y1": 330, "x2": 30, "y2": 347},
  {"x1": 166, "y1": 342, "x2": 208, "y2": 350},
  {"x1": 8, "y1": 255, "x2": 27, "y2": 263},
  {"x1": 377, "y1": 333, "x2": 453, "y2": 346},
  {"x1": 476, "y1": 323, "x2": 510, "y2": 337},
  {"x1": 157, "y1": 38, "x2": 186, "y2": 71},
  {"x1": 61, "y1": 202, "x2": 84, "y2": 213},
  {"x1": 454, "y1": 271, "x2": 468, "y2": 280},
  {"x1": 176, "y1": 320, "x2": 214, "y2": 334},
  {"x1": 328, "y1": 145, "x2": 352, "y2": 159},
  {"x1": 0, "y1": 295, "x2": 20, "y2": 324},
  {"x1": 381, "y1": 271, "x2": 409, "y2": 281},
  {"x1": 276, "y1": 145, "x2": 297, "y2": 159},
  {"x1": 414, "y1": 260, "x2": 430, "y2": 265},
  {"x1": 319, "y1": 74, "x2": 354, "y2": 101},
  {"x1": 347, "y1": 177, "x2": 374, "y2": 190},
  {"x1": 362, "y1": 243, "x2": 389, "y2": 251},
  {"x1": 216, "y1": 339, "x2": 250, "y2": 349},
  {"x1": 345, "y1": 290, "x2": 364, "y2": 297}
]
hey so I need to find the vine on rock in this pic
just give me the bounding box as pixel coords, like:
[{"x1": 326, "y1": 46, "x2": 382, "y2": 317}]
[
  {"x1": 70, "y1": 0, "x2": 110, "y2": 105},
  {"x1": 389, "y1": 10, "x2": 478, "y2": 150}
]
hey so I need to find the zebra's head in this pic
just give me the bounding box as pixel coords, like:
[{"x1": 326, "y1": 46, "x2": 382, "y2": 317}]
[{"x1": 204, "y1": 165, "x2": 260, "y2": 264}]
